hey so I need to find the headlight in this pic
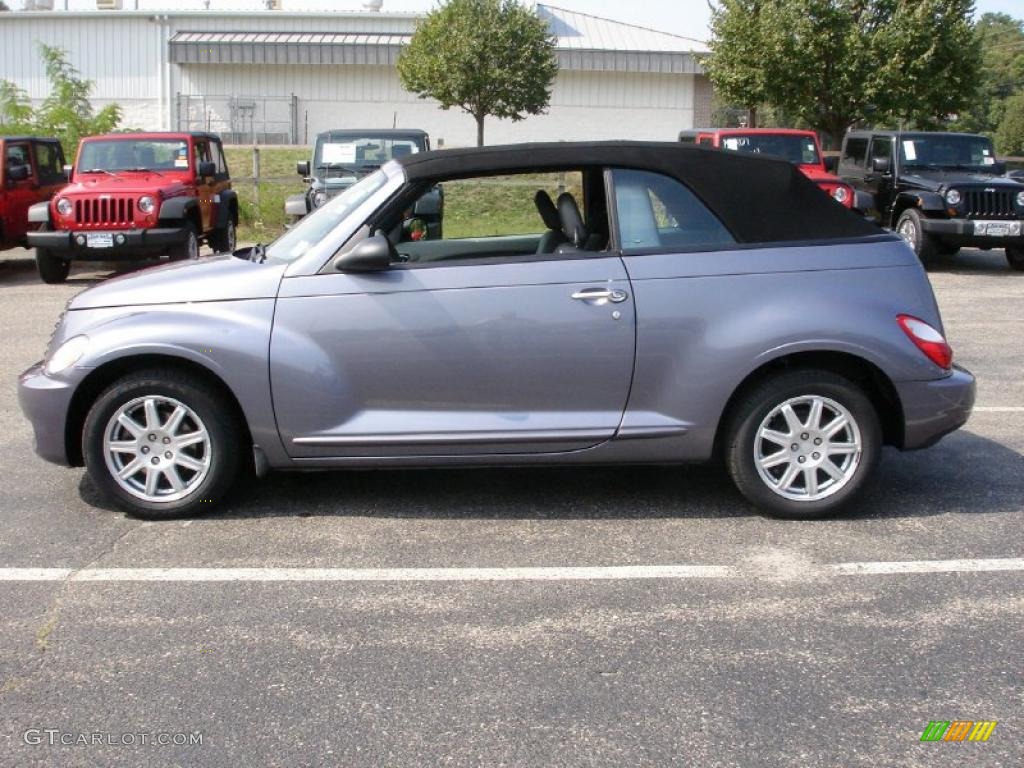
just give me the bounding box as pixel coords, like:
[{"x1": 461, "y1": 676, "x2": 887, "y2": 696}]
[
  {"x1": 138, "y1": 195, "x2": 156, "y2": 214},
  {"x1": 831, "y1": 186, "x2": 849, "y2": 204},
  {"x1": 945, "y1": 189, "x2": 961, "y2": 206},
  {"x1": 313, "y1": 191, "x2": 327, "y2": 208},
  {"x1": 56, "y1": 197, "x2": 73, "y2": 216},
  {"x1": 1017, "y1": 190, "x2": 1024, "y2": 207},
  {"x1": 45, "y1": 335, "x2": 90, "y2": 375}
]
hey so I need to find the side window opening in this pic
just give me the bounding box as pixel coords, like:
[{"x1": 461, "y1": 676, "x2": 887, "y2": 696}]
[
  {"x1": 33, "y1": 143, "x2": 65, "y2": 185},
  {"x1": 6, "y1": 143, "x2": 33, "y2": 179},
  {"x1": 842, "y1": 137, "x2": 869, "y2": 169},
  {"x1": 374, "y1": 169, "x2": 609, "y2": 266},
  {"x1": 611, "y1": 168, "x2": 735, "y2": 252}
]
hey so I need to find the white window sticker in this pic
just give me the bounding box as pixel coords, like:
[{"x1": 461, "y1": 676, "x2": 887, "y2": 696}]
[
  {"x1": 321, "y1": 143, "x2": 357, "y2": 165},
  {"x1": 723, "y1": 138, "x2": 741, "y2": 151},
  {"x1": 903, "y1": 141, "x2": 917, "y2": 161},
  {"x1": 983, "y1": 157, "x2": 995, "y2": 165}
]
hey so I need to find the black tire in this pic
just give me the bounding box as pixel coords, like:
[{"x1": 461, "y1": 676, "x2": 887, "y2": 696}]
[
  {"x1": 167, "y1": 222, "x2": 199, "y2": 261},
  {"x1": 1007, "y1": 246, "x2": 1024, "y2": 272},
  {"x1": 208, "y1": 217, "x2": 236, "y2": 253},
  {"x1": 82, "y1": 369, "x2": 245, "y2": 519},
  {"x1": 895, "y1": 208, "x2": 939, "y2": 264},
  {"x1": 35, "y1": 248, "x2": 70, "y2": 284},
  {"x1": 724, "y1": 369, "x2": 882, "y2": 520},
  {"x1": 936, "y1": 243, "x2": 960, "y2": 258}
]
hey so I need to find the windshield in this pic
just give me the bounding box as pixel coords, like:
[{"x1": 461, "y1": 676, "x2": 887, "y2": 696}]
[
  {"x1": 719, "y1": 134, "x2": 821, "y2": 165},
  {"x1": 899, "y1": 134, "x2": 998, "y2": 170},
  {"x1": 264, "y1": 169, "x2": 390, "y2": 264},
  {"x1": 77, "y1": 140, "x2": 190, "y2": 172},
  {"x1": 313, "y1": 136, "x2": 422, "y2": 174}
]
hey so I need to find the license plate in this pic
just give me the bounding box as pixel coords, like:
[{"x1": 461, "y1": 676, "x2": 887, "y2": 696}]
[
  {"x1": 985, "y1": 224, "x2": 1009, "y2": 237},
  {"x1": 85, "y1": 233, "x2": 114, "y2": 249}
]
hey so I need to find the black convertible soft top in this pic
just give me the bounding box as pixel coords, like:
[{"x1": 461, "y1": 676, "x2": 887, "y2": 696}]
[{"x1": 397, "y1": 141, "x2": 881, "y2": 244}]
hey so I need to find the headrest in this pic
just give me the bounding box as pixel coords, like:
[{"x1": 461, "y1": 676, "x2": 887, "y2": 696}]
[
  {"x1": 534, "y1": 190, "x2": 561, "y2": 231},
  {"x1": 557, "y1": 192, "x2": 586, "y2": 246}
]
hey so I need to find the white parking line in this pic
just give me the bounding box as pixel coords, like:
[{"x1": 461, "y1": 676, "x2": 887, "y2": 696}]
[
  {"x1": 829, "y1": 558, "x2": 1024, "y2": 575},
  {"x1": 973, "y1": 406, "x2": 1024, "y2": 412},
  {"x1": 0, "y1": 559, "x2": 1022, "y2": 582}
]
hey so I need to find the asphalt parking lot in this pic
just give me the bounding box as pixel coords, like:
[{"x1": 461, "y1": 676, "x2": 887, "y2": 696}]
[{"x1": 0, "y1": 248, "x2": 1021, "y2": 767}]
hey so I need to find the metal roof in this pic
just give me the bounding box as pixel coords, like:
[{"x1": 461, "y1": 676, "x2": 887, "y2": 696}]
[
  {"x1": 539, "y1": 4, "x2": 709, "y2": 54},
  {"x1": 166, "y1": 3, "x2": 705, "y2": 74}
]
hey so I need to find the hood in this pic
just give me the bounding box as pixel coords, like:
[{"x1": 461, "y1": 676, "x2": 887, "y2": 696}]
[
  {"x1": 69, "y1": 254, "x2": 286, "y2": 310},
  {"x1": 900, "y1": 169, "x2": 1024, "y2": 193},
  {"x1": 64, "y1": 172, "x2": 191, "y2": 198},
  {"x1": 798, "y1": 165, "x2": 843, "y2": 184}
]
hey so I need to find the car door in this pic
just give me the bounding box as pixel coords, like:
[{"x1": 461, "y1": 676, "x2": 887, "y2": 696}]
[
  {"x1": 31, "y1": 140, "x2": 66, "y2": 206},
  {"x1": 3, "y1": 140, "x2": 38, "y2": 243},
  {"x1": 866, "y1": 135, "x2": 896, "y2": 217},
  {"x1": 270, "y1": 171, "x2": 636, "y2": 459},
  {"x1": 192, "y1": 139, "x2": 215, "y2": 232}
]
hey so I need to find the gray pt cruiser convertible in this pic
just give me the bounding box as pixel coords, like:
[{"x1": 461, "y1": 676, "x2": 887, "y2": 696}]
[{"x1": 18, "y1": 142, "x2": 975, "y2": 520}]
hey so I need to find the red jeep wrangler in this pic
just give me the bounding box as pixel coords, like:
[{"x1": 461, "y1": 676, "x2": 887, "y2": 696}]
[
  {"x1": 679, "y1": 128, "x2": 865, "y2": 211},
  {"x1": 1, "y1": 136, "x2": 66, "y2": 254},
  {"x1": 27, "y1": 132, "x2": 237, "y2": 283}
]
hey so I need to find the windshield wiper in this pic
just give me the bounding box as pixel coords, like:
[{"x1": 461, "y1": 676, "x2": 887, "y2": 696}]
[
  {"x1": 80, "y1": 168, "x2": 120, "y2": 177},
  {"x1": 123, "y1": 166, "x2": 164, "y2": 176},
  {"x1": 316, "y1": 163, "x2": 362, "y2": 175},
  {"x1": 249, "y1": 243, "x2": 267, "y2": 264}
]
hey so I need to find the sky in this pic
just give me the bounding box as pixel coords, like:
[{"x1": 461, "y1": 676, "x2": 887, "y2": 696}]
[{"x1": 15, "y1": 1, "x2": 1024, "y2": 43}]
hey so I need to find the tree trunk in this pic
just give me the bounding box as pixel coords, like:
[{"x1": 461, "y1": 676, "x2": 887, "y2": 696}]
[
  {"x1": 475, "y1": 114, "x2": 485, "y2": 147},
  {"x1": 747, "y1": 106, "x2": 757, "y2": 129}
]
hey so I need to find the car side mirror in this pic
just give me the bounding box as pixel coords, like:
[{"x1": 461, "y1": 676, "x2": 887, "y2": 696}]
[
  {"x1": 333, "y1": 233, "x2": 394, "y2": 273},
  {"x1": 198, "y1": 161, "x2": 216, "y2": 178},
  {"x1": 871, "y1": 156, "x2": 891, "y2": 174},
  {"x1": 63, "y1": 164, "x2": 73, "y2": 181},
  {"x1": 823, "y1": 156, "x2": 839, "y2": 173},
  {"x1": 297, "y1": 160, "x2": 310, "y2": 176},
  {"x1": 6, "y1": 164, "x2": 30, "y2": 182}
]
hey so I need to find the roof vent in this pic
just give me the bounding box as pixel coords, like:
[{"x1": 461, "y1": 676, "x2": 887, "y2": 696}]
[
  {"x1": 96, "y1": 0, "x2": 123, "y2": 8},
  {"x1": 363, "y1": 0, "x2": 384, "y2": 11}
]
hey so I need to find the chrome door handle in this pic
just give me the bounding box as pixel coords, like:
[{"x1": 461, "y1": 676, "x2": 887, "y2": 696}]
[{"x1": 571, "y1": 287, "x2": 629, "y2": 304}]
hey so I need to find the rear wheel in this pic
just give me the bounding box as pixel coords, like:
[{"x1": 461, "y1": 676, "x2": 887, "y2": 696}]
[
  {"x1": 1007, "y1": 245, "x2": 1024, "y2": 272},
  {"x1": 209, "y1": 217, "x2": 236, "y2": 253},
  {"x1": 168, "y1": 222, "x2": 199, "y2": 261},
  {"x1": 895, "y1": 208, "x2": 939, "y2": 265},
  {"x1": 724, "y1": 370, "x2": 882, "y2": 520},
  {"x1": 83, "y1": 369, "x2": 245, "y2": 519}
]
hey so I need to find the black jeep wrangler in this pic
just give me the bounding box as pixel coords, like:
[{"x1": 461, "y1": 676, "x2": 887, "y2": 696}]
[
  {"x1": 285, "y1": 129, "x2": 442, "y2": 238},
  {"x1": 839, "y1": 130, "x2": 1024, "y2": 270}
]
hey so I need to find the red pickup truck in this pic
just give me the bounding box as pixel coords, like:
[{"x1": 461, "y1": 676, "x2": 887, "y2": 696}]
[
  {"x1": 679, "y1": 128, "x2": 866, "y2": 212},
  {"x1": 1, "y1": 136, "x2": 67, "y2": 254}
]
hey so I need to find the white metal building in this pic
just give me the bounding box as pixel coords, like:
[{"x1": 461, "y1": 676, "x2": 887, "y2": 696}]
[{"x1": 0, "y1": 4, "x2": 711, "y2": 146}]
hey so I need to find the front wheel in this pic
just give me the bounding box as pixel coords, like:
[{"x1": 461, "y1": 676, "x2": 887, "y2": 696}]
[
  {"x1": 1007, "y1": 245, "x2": 1024, "y2": 272},
  {"x1": 36, "y1": 248, "x2": 70, "y2": 284},
  {"x1": 895, "y1": 208, "x2": 939, "y2": 264},
  {"x1": 82, "y1": 369, "x2": 245, "y2": 519},
  {"x1": 724, "y1": 370, "x2": 882, "y2": 519},
  {"x1": 167, "y1": 222, "x2": 199, "y2": 262}
]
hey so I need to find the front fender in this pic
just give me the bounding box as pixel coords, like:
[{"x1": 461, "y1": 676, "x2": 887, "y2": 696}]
[
  {"x1": 891, "y1": 190, "x2": 945, "y2": 225},
  {"x1": 68, "y1": 300, "x2": 290, "y2": 466},
  {"x1": 158, "y1": 196, "x2": 199, "y2": 224},
  {"x1": 28, "y1": 201, "x2": 52, "y2": 224}
]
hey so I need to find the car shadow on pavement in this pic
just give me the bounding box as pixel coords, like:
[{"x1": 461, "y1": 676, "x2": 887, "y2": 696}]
[
  {"x1": 78, "y1": 429, "x2": 1022, "y2": 522},
  {"x1": 925, "y1": 248, "x2": 1021, "y2": 275},
  {"x1": 0, "y1": 255, "x2": 163, "y2": 286}
]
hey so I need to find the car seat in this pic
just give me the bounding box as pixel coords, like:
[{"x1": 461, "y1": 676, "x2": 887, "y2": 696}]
[{"x1": 534, "y1": 190, "x2": 566, "y2": 254}]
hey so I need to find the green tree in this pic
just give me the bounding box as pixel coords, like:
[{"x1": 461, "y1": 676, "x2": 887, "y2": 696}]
[
  {"x1": 397, "y1": 0, "x2": 558, "y2": 146},
  {"x1": 996, "y1": 93, "x2": 1024, "y2": 155},
  {"x1": 954, "y1": 13, "x2": 1024, "y2": 134},
  {"x1": 0, "y1": 44, "x2": 121, "y2": 149},
  {"x1": 706, "y1": 0, "x2": 980, "y2": 147}
]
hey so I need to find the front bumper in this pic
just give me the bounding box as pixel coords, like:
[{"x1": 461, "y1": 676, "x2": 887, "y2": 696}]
[
  {"x1": 17, "y1": 362, "x2": 81, "y2": 466},
  {"x1": 26, "y1": 227, "x2": 189, "y2": 259},
  {"x1": 919, "y1": 218, "x2": 1023, "y2": 248},
  {"x1": 896, "y1": 365, "x2": 976, "y2": 450}
]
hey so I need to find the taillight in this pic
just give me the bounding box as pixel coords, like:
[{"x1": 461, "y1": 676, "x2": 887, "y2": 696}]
[{"x1": 897, "y1": 315, "x2": 953, "y2": 370}]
